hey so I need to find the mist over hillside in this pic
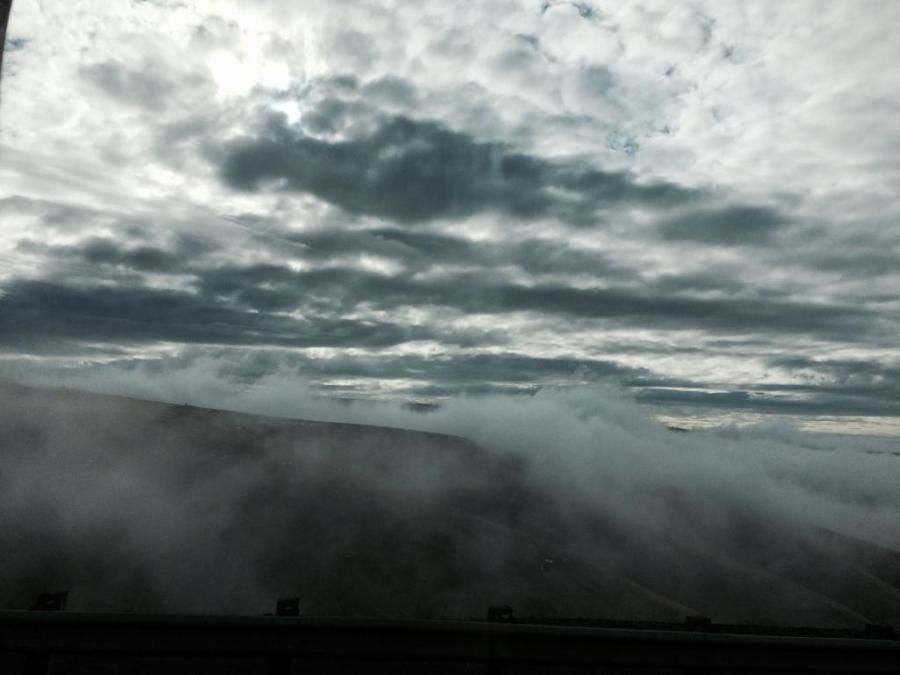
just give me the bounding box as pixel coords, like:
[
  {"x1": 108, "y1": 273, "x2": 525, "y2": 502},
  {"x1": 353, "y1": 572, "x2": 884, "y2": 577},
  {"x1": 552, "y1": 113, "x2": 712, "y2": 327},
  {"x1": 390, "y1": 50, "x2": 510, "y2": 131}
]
[{"x1": 2, "y1": 381, "x2": 899, "y2": 627}]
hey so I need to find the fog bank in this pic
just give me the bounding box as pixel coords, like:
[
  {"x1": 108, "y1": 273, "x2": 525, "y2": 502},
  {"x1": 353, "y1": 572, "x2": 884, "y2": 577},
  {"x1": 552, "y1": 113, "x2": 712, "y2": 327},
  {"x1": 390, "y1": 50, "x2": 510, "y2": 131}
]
[{"x1": 2, "y1": 378, "x2": 899, "y2": 626}]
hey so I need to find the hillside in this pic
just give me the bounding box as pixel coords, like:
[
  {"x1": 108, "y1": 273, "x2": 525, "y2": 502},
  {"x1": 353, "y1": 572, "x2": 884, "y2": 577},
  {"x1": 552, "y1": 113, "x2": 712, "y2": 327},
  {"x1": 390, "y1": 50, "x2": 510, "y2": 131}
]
[{"x1": 1, "y1": 382, "x2": 899, "y2": 627}]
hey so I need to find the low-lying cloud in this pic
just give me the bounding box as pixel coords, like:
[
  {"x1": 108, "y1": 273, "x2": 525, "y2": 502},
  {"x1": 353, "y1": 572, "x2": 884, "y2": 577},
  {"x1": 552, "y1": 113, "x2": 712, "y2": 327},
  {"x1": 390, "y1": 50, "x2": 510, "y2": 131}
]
[{"x1": 2, "y1": 378, "x2": 899, "y2": 626}]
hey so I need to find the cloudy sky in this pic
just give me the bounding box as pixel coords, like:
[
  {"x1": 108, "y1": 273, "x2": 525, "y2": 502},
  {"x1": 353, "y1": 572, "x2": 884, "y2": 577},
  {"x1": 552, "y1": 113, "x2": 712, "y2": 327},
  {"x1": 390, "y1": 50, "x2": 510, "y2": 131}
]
[{"x1": 2, "y1": 0, "x2": 900, "y2": 433}]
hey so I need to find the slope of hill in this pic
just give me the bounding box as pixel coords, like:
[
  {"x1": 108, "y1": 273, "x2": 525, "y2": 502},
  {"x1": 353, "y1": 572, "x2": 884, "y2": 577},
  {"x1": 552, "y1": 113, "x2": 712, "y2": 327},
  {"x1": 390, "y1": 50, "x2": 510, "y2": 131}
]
[{"x1": 1, "y1": 382, "x2": 899, "y2": 627}]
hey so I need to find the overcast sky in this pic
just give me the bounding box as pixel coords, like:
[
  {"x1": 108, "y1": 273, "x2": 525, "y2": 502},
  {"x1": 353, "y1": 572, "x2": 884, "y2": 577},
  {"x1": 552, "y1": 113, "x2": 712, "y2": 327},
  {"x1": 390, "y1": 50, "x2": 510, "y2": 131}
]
[{"x1": 2, "y1": 0, "x2": 899, "y2": 433}]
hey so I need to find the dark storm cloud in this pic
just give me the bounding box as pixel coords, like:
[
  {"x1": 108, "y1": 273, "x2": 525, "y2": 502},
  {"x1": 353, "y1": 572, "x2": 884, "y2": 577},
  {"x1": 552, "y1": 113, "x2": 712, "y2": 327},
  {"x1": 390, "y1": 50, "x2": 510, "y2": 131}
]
[
  {"x1": 17, "y1": 237, "x2": 184, "y2": 273},
  {"x1": 809, "y1": 245, "x2": 900, "y2": 278},
  {"x1": 6, "y1": 201, "x2": 886, "y2": 377},
  {"x1": 81, "y1": 238, "x2": 178, "y2": 270},
  {"x1": 0, "y1": 279, "x2": 480, "y2": 351},
  {"x1": 659, "y1": 205, "x2": 786, "y2": 245},
  {"x1": 15, "y1": 227, "x2": 222, "y2": 280},
  {"x1": 185, "y1": 261, "x2": 879, "y2": 343},
  {"x1": 486, "y1": 283, "x2": 868, "y2": 338},
  {"x1": 643, "y1": 267, "x2": 794, "y2": 300},
  {"x1": 218, "y1": 111, "x2": 697, "y2": 225},
  {"x1": 7, "y1": 208, "x2": 893, "y2": 418}
]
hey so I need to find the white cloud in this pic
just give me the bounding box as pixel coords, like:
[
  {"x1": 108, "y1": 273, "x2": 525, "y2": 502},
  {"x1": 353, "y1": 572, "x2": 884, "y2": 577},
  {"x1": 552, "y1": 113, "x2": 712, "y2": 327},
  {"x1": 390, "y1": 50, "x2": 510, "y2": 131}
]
[{"x1": 1, "y1": 0, "x2": 899, "y2": 429}]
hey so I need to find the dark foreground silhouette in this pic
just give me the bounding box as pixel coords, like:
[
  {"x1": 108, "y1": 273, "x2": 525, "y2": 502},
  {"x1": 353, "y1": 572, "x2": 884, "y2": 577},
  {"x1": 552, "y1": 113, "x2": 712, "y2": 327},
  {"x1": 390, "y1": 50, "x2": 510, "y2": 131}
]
[{"x1": 2, "y1": 611, "x2": 898, "y2": 675}]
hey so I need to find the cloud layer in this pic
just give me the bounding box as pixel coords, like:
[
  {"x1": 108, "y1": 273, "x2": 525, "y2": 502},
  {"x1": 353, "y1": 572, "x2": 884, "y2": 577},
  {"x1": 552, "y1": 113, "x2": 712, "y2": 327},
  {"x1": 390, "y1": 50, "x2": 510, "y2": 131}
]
[{"x1": 1, "y1": 1, "x2": 899, "y2": 431}]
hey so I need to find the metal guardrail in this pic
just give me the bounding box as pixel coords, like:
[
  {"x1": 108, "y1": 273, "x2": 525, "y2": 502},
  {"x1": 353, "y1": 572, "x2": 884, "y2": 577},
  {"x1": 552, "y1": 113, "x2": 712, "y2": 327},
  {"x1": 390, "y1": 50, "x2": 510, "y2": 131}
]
[{"x1": 1, "y1": 611, "x2": 899, "y2": 674}]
